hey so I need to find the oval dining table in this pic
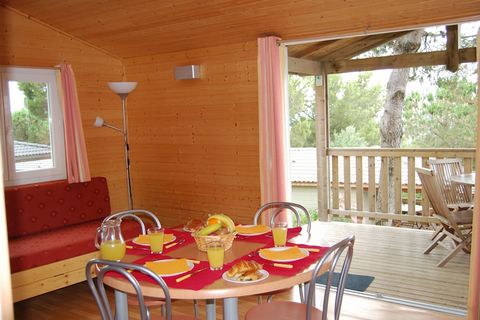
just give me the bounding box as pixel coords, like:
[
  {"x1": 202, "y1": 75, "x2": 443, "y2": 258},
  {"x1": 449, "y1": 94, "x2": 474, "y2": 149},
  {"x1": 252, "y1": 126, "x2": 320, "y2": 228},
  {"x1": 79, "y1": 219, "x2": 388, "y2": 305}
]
[{"x1": 101, "y1": 222, "x2": 332, "y2": 320}]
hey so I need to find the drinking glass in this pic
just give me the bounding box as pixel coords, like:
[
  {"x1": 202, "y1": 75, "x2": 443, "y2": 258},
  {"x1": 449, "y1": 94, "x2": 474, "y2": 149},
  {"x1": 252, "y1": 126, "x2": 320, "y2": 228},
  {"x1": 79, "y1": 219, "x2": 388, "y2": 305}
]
[
  {"x1": 206, "y1": 241, "x2": 225, "y2": 270},
  {"x1": 272, "y1": 222, "x2": 288, "y2": 247},
  {"x1": 147, "y1": 227, "x2": 165, "y2": 253}
]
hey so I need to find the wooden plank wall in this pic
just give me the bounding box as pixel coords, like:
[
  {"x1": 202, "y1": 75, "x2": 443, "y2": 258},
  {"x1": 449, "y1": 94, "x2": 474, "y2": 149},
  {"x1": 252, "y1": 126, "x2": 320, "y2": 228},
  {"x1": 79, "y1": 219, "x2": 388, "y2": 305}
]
[
  {"x1": 0, "y1": 7, "x2": 130, "y2": 211},
  {"x1": 124, "y1": 42, "x2": 261, "y2": 226}
]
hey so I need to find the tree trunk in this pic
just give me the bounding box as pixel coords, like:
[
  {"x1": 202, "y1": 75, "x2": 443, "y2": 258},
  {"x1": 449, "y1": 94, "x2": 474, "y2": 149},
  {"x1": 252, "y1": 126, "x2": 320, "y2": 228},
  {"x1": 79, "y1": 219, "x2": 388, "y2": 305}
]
[{"x1": 377, "y1": 30, "x2": 424, "y2": 219}]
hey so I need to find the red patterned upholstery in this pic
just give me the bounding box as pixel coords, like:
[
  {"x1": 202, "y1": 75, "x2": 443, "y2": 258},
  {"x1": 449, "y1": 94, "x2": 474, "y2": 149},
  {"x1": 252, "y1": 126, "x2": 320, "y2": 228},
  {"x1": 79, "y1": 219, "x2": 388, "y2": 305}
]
[
  {"x1": 5, "y1": 177, "x2": 151, "y2": 273},
  {"x1": 5, "y1": 177, "x2": 111, "y2": 238},
  {"x1": 9, "y1": 220, "x2": 142, "y2": 273}
]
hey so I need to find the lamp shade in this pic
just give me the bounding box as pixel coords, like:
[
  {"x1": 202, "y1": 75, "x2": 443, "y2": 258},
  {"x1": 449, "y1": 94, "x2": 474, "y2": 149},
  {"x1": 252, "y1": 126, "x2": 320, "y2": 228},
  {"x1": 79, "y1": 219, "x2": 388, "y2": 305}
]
[{"x1": 108, "y1": 82, "x2": 138, "y2": 94}]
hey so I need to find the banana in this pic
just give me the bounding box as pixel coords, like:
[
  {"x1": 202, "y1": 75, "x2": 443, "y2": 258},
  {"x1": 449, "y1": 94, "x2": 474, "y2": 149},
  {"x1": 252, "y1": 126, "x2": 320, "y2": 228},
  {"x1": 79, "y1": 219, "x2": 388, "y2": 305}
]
[
  {"x1": 207, "y1": 214, "x2": 236, "y2": 233},
  {"x1": 196, "y1": 223, "x2": 222, "y2": 236}
]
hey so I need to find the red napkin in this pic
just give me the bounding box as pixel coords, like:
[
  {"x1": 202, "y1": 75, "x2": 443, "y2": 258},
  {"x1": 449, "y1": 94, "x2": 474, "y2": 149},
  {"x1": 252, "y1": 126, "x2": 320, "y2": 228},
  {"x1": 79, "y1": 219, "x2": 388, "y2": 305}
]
[
  {"x1": 235, "y1": 226, "x2": 303, "y2": 244},
  {"x1": 106, "y1": 254, "x2": 243, "y2": 290},
  {"x1": 126, "y1": 229, "x2": 195, "y2": 255},
  {"x1": 249, "y1": 243, "x2": 329, "y2": 276}
]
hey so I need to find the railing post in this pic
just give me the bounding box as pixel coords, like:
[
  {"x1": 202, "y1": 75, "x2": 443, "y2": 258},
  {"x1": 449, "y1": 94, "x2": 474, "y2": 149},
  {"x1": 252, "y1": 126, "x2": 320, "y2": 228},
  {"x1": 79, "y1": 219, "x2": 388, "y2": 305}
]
[{"x1": 315, "y1": 64, "x2": 329, "y2": 221}]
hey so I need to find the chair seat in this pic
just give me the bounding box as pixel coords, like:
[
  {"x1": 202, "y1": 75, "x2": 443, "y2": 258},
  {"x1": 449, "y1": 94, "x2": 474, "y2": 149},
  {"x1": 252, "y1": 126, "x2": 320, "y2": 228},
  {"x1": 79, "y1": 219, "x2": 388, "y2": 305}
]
[
  {"x1": 450, "y1": 210, "x2": 473, "y2": 225},
  {"x1": 245, "y1": 301, "x2": 323, "y2": 320}
]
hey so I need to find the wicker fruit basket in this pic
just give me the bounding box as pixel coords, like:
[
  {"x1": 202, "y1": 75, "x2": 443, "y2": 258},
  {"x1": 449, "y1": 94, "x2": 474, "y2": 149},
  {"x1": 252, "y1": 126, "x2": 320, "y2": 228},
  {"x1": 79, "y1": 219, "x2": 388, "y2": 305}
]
[{"x1": 193, "y1": 232, "x2": 236, "y2": 252}]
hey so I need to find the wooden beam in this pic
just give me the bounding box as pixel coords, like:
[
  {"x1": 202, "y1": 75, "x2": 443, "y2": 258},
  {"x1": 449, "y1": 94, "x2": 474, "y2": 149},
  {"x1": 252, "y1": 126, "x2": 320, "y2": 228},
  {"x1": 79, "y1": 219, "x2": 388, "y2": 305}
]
[
  {"x1": 288, "y1": 56, "x2": 321, "y2": 75},
  {"x1": 446, "y1": 25, "x2": 460, "y2": 72},
  {"x1": 298, "y1": 37, "x2": 363, "y2": 60},
  {"x1": 325, "y1": 47, "x2": 476, "y2": 74},
  {"x1": 320, "y1": 31, "x2": 411, "y2": 61}
]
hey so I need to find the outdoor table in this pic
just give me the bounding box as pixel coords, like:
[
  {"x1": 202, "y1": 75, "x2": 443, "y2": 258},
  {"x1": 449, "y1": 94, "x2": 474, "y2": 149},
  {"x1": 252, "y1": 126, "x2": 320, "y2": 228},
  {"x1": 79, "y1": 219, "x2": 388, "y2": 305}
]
[
  {"x1": 451, "y1": 172, "x2": 476, "y2": 186},
  {"x1": 101, "y1": 222, "x2": 332, "y2": 320}
]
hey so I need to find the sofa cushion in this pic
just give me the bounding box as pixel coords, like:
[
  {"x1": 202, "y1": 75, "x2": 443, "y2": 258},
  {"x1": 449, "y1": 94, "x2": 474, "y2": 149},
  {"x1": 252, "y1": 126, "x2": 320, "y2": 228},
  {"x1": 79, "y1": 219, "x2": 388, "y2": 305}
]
[
  {"x1": 9, "y1": 219, "x2": 142, "y2": 273},
  {"x1": 5, "y1": 177, "x2": 111, "y2": 238}
]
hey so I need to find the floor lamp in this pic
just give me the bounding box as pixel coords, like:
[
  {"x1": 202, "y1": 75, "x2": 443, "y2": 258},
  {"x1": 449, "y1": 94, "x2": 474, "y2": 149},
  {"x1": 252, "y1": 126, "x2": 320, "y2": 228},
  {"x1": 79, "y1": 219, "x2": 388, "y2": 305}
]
[{"x1": 94, "y1": 81, "x2": 137, "y2": 210}]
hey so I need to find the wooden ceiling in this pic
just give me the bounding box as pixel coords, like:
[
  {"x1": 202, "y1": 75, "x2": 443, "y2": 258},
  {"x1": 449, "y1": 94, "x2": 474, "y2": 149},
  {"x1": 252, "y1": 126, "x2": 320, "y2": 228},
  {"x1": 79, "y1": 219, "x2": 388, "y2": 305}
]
[{"x1": 2, "y1": 0, "x2": 480, "y2": 59}]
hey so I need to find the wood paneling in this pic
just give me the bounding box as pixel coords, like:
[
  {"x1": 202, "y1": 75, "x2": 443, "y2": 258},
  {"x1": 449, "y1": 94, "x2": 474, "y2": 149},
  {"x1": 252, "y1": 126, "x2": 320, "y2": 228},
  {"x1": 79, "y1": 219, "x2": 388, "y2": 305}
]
[
  {"x1": 1, "y1": 0, "x2": 480, "y2": 58},
  {"x1": 124, "y1": 41, "x2": 261, "y2": 226},
  {"x1": 0, "y1": 7, "x2": 128, "y2": 211}
]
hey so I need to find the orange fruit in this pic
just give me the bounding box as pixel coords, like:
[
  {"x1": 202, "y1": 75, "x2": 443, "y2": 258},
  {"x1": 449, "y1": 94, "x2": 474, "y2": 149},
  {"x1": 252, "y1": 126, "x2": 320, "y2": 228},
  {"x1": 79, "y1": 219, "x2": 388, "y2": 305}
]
[{"x1": 207, "y1": 218, "x2": 220, "y2": 225}]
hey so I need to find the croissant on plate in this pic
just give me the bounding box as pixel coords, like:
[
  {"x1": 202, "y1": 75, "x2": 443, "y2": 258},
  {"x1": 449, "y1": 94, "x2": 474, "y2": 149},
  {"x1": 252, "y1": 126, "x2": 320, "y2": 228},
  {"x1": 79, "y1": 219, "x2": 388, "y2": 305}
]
[{"x1": 227, "y1": 260, "x2": 263, "y2": 279}]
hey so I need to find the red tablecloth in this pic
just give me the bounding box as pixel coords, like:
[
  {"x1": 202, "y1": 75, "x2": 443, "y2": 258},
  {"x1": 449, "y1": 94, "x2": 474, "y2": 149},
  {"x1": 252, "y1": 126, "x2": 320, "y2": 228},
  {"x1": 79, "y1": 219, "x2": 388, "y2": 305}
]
[
  {"x1": 248, "y1": 243, "x2": 329, "y2": 276},
  {"x1": 235, "y1": 226, "x2": 303, "y2": 244},
  {"x1": 108, "y1": 254, "x2": 240, "y2": 290},
  {"x1": 125, "y1": 229, "x2": 195, "y2": 255}
]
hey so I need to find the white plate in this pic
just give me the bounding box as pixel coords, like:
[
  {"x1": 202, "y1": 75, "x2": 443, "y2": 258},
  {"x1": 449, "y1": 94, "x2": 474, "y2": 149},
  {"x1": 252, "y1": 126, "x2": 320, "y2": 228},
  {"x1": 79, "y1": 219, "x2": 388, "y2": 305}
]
[
  {"x1": 258, "y1": 247, "x2": 309, "y2": 262},
  {"x1": 150, "y1": 259, "x2": 194, "y2": 277},
  {"x1": 132, "y1": 234, "x2": 176, "y2": 246},
  {"x1": 222, "y1": 269, "x2": 269, "y2": 284},
  {"x1": 235, "y1": 225, "x2": 271, "y2": 236}
]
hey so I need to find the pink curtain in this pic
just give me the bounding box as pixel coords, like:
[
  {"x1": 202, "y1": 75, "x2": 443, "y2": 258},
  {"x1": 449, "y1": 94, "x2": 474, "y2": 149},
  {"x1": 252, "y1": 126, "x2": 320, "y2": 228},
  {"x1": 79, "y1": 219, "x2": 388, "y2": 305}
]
[
  {"x1": 258, "y1": 36, "x2": 289, "y2": 212},
  {"x1": 58, "y1": 64, "x2": 91, "y2": 183},
  {"x1": 467, "y1": 30, "x2": 480, "y2": 320}
]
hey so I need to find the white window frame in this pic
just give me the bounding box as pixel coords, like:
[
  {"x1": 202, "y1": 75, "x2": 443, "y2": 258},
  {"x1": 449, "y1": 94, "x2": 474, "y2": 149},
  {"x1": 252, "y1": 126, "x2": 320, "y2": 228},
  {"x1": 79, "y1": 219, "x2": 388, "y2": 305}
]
[{"x1": 0, "y1": 66, "x2": 66, "y2": 186}]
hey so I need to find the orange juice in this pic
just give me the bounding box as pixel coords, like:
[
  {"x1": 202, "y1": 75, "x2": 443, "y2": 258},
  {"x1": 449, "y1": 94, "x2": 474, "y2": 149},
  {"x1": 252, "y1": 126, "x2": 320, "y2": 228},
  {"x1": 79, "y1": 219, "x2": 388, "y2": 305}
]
[
  {"x1": 207, "y1": 246, "x2": 224, "y2": 270},
  {"x1": 149, "y1": 232, "x2": 165, "y2": 253},
  {"x1": 272, "y1": 226, "x2": 287, "y2": 247},
  {"x1": 100, "y1": 239, "x2": 126, "y2": 261}
]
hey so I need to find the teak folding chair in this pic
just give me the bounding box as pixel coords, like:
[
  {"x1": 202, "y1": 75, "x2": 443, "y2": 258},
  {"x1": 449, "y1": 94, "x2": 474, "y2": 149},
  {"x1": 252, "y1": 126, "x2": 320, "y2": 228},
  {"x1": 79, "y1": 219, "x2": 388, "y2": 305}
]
[
  {"x1": 416, "y1": 168, "x2": 473, "y2": 267},
  {"x1": 428, "y1": 158, "x2": 473, "y2": 209}
]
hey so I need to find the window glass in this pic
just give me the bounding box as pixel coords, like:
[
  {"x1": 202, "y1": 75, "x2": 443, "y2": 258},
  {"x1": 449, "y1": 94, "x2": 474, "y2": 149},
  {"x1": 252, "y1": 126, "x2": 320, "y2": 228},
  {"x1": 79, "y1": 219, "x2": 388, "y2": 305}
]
[{"x1": 0, "y1": 67, "x2": 66, "y2": 186}]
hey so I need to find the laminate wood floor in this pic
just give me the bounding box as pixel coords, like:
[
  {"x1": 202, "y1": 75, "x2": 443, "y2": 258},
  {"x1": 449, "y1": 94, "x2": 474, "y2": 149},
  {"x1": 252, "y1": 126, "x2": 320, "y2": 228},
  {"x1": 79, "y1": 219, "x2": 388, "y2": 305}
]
[{"x1": 14, "y1": 281, "x2": 464, "y2": 319}]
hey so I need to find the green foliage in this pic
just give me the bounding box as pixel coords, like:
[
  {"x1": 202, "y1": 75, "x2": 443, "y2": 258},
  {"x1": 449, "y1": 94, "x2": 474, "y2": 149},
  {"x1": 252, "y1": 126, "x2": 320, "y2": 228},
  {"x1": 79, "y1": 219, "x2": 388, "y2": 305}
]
[
  {"x1": 330, "y1": 126, "x2": 368, "y2": 147},
  {"x1": 328, "y1": 73, "x2": 383, "y2": 147},
  {"x1": 402, "y1": 64, "x2": 477, "y2": 148},
  {"x1": 289, "y1": 75, "x2": 316, "y2": 147},
  {"x1": 12, "y1": 109, "x2": 50, "y2": 144},
  {"x1": 13, "y1": 82, "x2": 50, "y2": 144}
]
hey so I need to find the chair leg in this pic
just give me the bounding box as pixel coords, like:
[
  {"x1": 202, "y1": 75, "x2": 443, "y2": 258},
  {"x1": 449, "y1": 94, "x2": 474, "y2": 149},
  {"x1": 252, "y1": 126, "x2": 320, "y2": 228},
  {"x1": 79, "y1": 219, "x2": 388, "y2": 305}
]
[
  {"x1": 424, "y1": 233, "x2": 447, "y2": 254},
  {"x1": 298, "y1": 284, "x2": 305, "y2": 303},
  {"x1": 193, "y1": 299, "x2": 199, "y2": 319},
  {"x1": 438, "y1": 236, "x2": 472, "y2": 267}
]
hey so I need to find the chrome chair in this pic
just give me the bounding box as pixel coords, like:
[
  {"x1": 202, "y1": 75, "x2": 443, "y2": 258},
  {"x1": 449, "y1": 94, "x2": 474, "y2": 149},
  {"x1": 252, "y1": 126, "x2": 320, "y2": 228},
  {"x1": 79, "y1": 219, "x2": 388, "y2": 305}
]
[
  {"x1": 86, "y1": 259, "x2": 194, "y2": 320},
  {"x1": 98, "y1": 210, "x2": 198, "y2": 318},
  {"x1": 245, "y1": 236, "x2": 355, "y2": 320},
  {"x1": 101, "y1": 209, "x2": 161, "y2": 234},
  {"x1": 253, "y1": 202, "x2": 312, "y2": 303},
  {"x1": 253, "y1": 201, "x2": 312, "y2": 235}
]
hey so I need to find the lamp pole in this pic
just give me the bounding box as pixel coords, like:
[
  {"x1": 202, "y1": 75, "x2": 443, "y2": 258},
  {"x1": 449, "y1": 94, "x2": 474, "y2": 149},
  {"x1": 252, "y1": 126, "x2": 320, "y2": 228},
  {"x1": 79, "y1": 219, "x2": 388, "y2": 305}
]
[
  {"x1": 119, "y1": 93, "x2": 133, "y2": 210},
  {"x1": 95, "y1": 82, "x2": 137, "y2": 210}
]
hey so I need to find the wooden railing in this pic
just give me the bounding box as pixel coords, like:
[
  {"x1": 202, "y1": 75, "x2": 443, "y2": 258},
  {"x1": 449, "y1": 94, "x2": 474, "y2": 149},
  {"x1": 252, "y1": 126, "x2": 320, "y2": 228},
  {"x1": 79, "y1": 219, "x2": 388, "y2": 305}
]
[{"x1": 326, "y1": 148, "x2": 476, "y2": 224}]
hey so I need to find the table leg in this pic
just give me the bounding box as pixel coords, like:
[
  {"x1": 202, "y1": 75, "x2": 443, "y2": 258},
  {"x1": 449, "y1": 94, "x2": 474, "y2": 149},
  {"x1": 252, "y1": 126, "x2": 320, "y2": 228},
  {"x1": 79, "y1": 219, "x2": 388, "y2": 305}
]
[
  {"x1": 223, "y1": 297, "x2": 238, "y2": 320},
  {"x1": 206, "y1": 299, "x2": 216, "y2": 320},
  {"x1": 114, "y1": 290, "x2": 129, "y2": 320}
]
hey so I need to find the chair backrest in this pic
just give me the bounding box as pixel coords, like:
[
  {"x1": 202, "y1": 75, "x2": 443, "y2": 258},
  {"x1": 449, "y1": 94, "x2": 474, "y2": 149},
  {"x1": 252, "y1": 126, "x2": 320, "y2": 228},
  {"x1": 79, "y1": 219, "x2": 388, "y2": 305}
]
[
  {"x1": 102, "y1": 209, "x2": 161, "y2": 235},
  {"x1": 86, "y1": 258, "x2": 172, "y2": 320},
  {"x1": 415, "y1": 168, "x2": 457, "y2": 226},
  {"x1": 306, "y1": 235, "x2": 355, "y2": 320},
  {"x1": 253, "y1": 201, "x2": 312, "y2": 234},
  {"x1": 428, "y1": 158, "x2": 472, "y2": 206}
]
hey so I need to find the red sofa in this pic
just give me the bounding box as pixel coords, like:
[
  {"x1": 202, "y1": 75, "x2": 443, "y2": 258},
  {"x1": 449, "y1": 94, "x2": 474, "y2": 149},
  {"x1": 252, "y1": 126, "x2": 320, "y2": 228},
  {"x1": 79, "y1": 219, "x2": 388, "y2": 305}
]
[{"x1": 5, "y1": 177, "x2": 139, "y2": 301}]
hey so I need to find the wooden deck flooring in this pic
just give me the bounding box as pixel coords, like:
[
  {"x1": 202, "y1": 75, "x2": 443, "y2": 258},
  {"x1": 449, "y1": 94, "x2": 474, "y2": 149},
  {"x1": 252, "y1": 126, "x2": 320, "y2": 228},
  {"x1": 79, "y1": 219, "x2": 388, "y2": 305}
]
[{"x1": 314, "y1": 221, "x2": 470, "y2": 311}]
